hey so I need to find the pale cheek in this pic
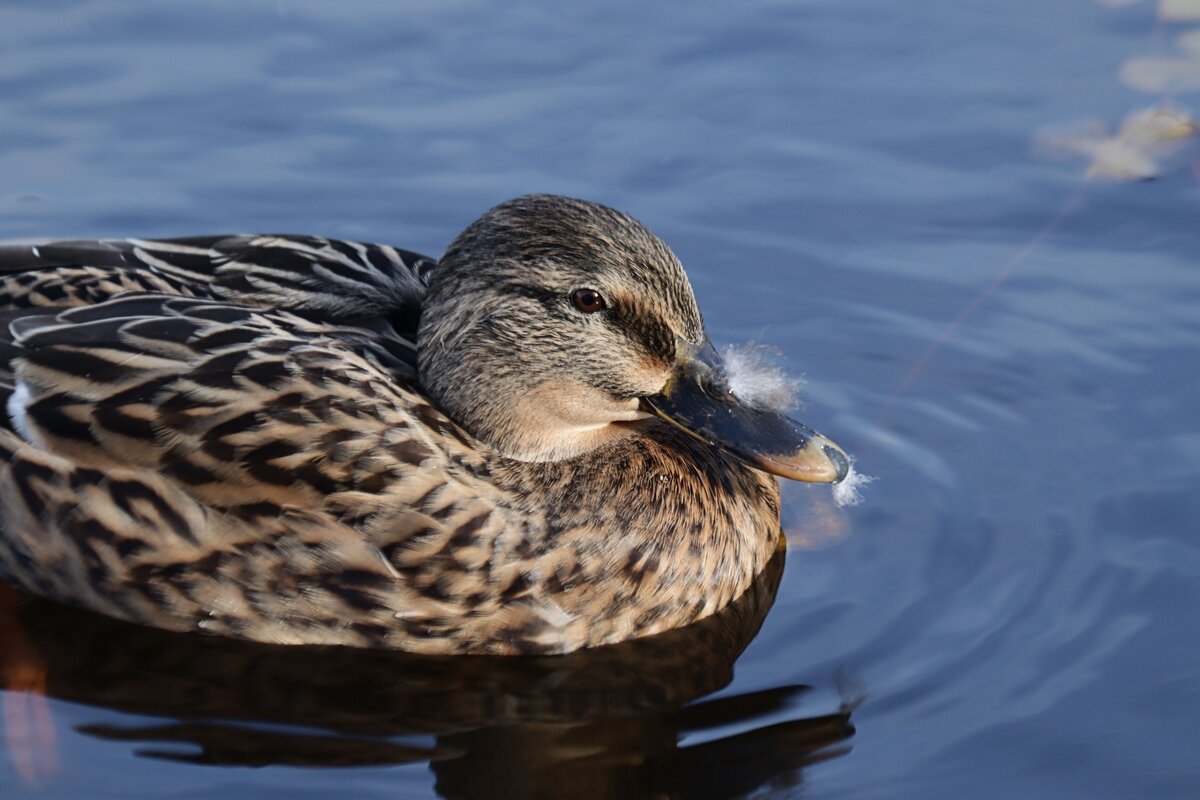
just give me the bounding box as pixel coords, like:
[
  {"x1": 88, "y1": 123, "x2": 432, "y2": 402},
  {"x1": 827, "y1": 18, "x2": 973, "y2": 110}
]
[
  {"x1": 548, "y1": 390, "x2": 638, "y2": 428},
  {"x1": 626, "y1": 357, "x2": 671, "y2": 396},
  {"x1": 517, "y1": 381, "x2": 628, "y2": 429}
]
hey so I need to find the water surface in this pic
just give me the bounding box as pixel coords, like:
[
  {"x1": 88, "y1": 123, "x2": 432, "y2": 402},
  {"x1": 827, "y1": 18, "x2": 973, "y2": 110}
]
[{"x1": 2, "y1": 1, "x2": 1198, "y2": 798}]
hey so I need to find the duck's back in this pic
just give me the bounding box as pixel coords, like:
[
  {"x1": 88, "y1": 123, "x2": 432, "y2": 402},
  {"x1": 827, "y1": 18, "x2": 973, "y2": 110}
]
[
  {"x1": 0, "y1": 234, "x2": 438, "y2": 474},
  {"x1": 0, "y1": 234, "x2": 436, "y2": 326}
]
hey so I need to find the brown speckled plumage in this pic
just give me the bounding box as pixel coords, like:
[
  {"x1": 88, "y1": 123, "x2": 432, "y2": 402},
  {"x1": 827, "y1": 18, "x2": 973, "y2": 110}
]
[{"x1": 0, "y1": 196, "x2": 834, "y2": 655}]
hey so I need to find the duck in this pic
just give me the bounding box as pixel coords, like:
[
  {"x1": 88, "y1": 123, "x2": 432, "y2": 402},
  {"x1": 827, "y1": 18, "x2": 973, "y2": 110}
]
[{"x1": 0, "y1": 195, "x2": 847, "y2": 655}]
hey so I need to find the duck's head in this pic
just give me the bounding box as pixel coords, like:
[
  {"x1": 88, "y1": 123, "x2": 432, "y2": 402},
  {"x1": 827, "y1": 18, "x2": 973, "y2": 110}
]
[{"x1": 418, "y1": 195, "x2": 848, "y2": 483}]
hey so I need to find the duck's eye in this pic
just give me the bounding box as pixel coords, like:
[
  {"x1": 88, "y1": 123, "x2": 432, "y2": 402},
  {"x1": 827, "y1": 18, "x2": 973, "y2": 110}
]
[{"x1": 571, "y1": 288, "x2": 607, "y2": 313}]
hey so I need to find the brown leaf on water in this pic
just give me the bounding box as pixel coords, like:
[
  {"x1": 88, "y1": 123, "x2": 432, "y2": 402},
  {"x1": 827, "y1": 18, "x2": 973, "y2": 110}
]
[{"x1": 1034, "y1": 105, "x2": 1199, "y2": 180}]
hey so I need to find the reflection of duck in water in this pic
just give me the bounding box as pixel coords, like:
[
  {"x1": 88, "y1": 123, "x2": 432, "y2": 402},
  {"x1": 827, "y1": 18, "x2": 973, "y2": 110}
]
[
  {"x1": 0, "y1": 195, "x2": 848, "y2": 654},
  {"x1": 6, "y1": 550, "x2": 854, "y2": 798}
]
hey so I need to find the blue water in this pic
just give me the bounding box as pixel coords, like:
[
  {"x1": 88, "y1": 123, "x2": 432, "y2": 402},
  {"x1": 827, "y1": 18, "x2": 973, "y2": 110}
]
[{"x1": 3, "y1": 1, "x2": 1199, "y2": 798}]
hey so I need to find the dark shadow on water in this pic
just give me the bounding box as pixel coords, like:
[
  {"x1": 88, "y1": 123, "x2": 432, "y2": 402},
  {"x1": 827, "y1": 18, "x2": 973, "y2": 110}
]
[{"x1": 5, "y1": 549, "x2": 854, "y2": 799}]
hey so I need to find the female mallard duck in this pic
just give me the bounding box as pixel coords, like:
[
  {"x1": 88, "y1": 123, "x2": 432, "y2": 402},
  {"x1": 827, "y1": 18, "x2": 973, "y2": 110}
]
[{"x1": 0, "y1": 195, "x2": 847, "y2": 655}]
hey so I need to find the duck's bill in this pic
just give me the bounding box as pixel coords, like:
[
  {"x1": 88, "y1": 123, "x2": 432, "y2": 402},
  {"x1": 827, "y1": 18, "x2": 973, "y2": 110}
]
[{"x1": 642, "y1": 340, "x2": 849, "y2": 483}]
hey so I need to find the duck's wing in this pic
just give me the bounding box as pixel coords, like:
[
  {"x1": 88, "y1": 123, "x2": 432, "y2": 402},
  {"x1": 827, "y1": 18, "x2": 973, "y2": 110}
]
[
  {"x1": 2, "y1": 293, "x2": 423, "y2": 479},
  {"x1": 0, "y1": 235, "x2": 437, "y2": 327},
  {"x1": 0, "y1": 293, "x2": 520, "y2": 648}
]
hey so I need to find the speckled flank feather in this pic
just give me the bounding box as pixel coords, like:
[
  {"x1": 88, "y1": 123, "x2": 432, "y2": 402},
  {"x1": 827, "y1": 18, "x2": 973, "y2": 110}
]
[{"x1": 0, "y1": 196, "x2": 784, "y2": 655}]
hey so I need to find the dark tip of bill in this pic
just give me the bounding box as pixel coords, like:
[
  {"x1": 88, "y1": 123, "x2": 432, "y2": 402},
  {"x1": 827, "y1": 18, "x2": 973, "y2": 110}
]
[{"x1": 824, "y1": 444, "x2": 850, "y2": 483}]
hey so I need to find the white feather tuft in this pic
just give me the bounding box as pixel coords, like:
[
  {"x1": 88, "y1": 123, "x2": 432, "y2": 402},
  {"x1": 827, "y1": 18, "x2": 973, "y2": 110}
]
[
  {"x1": 832, "y1": 462, "x2": 875, "y2": 507},
  {"x1": 721, "y1": 344, "x2": 803, "y2": 411},
  {"x1": 6, "y1": 382, "x2": 34, "y2": 443}
]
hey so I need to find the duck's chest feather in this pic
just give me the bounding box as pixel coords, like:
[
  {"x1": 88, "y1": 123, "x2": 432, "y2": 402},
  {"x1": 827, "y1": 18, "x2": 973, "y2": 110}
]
[
  {"x1": 426, "y1": 428, "x2": 784, "y2": 654},
  {"x1": 274, "y1": 404, "x2": 784, "y2": 656}
]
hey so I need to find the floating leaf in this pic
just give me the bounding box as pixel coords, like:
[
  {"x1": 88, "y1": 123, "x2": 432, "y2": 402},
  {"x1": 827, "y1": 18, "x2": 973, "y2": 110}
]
[{"x1": 1035, "y1": 105, "x2": 1199, "y2": 180}]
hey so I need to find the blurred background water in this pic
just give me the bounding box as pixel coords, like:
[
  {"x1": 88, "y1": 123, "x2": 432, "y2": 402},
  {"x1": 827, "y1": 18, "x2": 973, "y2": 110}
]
[{"x1": 2, "y1": 0, "x2": 1199, "y2": 798}]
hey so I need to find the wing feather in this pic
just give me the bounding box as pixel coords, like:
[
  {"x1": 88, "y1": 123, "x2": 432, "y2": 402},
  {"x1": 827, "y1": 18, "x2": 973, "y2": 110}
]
[{"x1": 0, "y1": 234, "x2": 437, "y2": 326}]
